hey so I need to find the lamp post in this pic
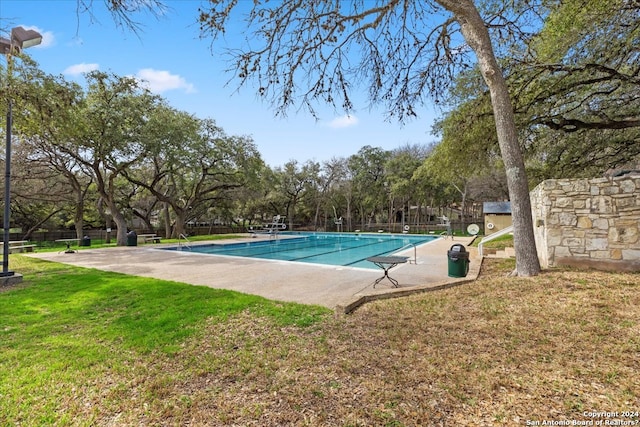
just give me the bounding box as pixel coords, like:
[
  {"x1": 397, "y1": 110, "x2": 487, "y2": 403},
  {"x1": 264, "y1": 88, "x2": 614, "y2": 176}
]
[{"x1": 0, "y1": 27, "x2": 42, "y2": 283}]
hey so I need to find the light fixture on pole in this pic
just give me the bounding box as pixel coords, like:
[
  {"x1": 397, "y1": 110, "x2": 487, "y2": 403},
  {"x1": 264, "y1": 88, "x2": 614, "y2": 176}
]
[{"x1": 0, "y1": 26, "x2": 42, "y2": 284}]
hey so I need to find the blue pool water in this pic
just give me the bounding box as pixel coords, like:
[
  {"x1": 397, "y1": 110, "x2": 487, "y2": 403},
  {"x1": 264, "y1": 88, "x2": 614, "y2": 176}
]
[{"x1": 163, "y1": 232, "x2": 439, "y2": 269}]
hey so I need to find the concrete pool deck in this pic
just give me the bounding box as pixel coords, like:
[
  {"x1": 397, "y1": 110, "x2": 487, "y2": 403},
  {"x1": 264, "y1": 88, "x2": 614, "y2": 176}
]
[{"x1": 28, "y1": 234, "x2": 481, "y2": 313}]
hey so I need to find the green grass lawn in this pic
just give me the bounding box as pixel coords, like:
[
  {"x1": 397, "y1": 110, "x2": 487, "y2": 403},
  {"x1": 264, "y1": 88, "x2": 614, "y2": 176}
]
[
  {"x1": 1, "y1": 253, "x2": 638, "y2": 426},
  {"x1": 0, "y1": 255, "x2": 329, "y2": 426},
  {"x1": 470, "y1": 233, "x2": 514, "y2": 250}
]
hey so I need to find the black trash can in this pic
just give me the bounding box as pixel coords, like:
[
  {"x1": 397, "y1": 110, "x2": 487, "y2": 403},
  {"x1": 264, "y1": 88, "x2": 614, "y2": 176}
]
[
  {"x1": 126, "y1": 231, "x2": 138, "y2": 247},
  {"x1": 447, "y1": 243, "x2": 469, "y2": 278},
  {"x1": 80, "y1": 235, "x2": 91, "y2": 247}
]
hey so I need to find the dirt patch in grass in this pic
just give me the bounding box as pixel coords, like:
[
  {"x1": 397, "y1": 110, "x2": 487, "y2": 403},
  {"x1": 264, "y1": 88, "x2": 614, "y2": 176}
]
[
  {"x1": 0, "y1": 281, "x2": 27, "y2": 293},
  {"x1": 63, "y1": 259, "x2": 637, "y2": 426}
]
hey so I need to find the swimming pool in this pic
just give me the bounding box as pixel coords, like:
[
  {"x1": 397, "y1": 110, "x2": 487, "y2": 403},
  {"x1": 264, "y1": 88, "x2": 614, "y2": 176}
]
[{"x1": 163, "y1": 232, "x2": 439, "y2": 269}]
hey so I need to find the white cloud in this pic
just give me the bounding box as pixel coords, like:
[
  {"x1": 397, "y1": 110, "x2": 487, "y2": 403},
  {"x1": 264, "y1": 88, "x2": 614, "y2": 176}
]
[
  {"x1": 327, "y1": 114, "x2": 359, "y2": 129},
  {"x1": 135, "y1": 68, "x2": 196, "y2": 94},
  {"x1": 64, "y1": 63, "x2": 100, "y2": 76}
]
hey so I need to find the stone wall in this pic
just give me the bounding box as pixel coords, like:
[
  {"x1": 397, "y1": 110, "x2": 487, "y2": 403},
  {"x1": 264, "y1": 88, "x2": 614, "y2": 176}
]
[{"x1": 530, "y1": 173, "x2": 640, "y2": 271}]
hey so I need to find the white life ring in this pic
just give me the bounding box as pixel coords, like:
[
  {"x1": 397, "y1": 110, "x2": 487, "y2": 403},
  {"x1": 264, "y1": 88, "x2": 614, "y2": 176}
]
[
  {"x1": 403, "y1": 225, "x2": 410, "y2": 232},
  {"x1": 486, "y1": 222, "x2": 495, "y2": 230}
]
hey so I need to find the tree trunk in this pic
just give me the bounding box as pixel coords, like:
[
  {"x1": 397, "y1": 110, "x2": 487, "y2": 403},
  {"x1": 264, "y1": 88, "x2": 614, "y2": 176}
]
[
  {"x1": 287, "y1": 198, "x2": 296, "y2": 230},
  {"x1": 98, "y1": 193, "x2": 128, "y2": 246},
  {"x1": 437, "y1": 0, "x2": 541, "y2": 276},
  {"x1": 163, "y1": 202, "x2": 172, "y2": 239},
  {"x1": 111, "y1": 209, "x2": 128, "y2": 246},
  {"x1": 346, "y1": 197, "x2": 352, "y2": 232},
  {"x1": 105, "y1": 217, "x2": 112, "y2": 244},
  {"x1": 74, "y1": 221, "x2": 84, "y2": 242},
  {"x1": 73, "y1": 185, "x2": 85, "y2": 240},
  {"x1": 173, "y1": 208, "x2": 187, "y2": 238},
  {"x1": 97, "y1": 198, "x2": 112, "y2": 244},
  {"x1": 313, "y1": 199, "x2": 322, "y2": 231}
]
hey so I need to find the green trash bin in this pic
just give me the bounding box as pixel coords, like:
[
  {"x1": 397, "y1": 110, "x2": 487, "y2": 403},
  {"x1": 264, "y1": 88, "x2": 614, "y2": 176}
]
[
  {"x1": 126, "y1": 231, "x2": 138, "y2": 246},
  {"x1": 80, "y1": 235, "x2": 91, "y2": 247},
  {"x1": 447, "y1": 243, "x2": 469, "y2": 278}
]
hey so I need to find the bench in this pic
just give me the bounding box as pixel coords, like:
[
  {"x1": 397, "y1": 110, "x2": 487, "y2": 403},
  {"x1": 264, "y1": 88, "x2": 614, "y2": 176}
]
[
  {"x1": 11, "y1": 244, "x2": 37, "y2": 253},
  {"x1": 1, "y1": 243, "x2": 37, "y2": 254},
  {"x1": 137, "y1": 234, "x2": 161, "y2": 244}
]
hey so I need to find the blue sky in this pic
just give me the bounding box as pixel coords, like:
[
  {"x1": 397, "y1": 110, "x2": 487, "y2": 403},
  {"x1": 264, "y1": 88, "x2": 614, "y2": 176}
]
[{"x1": 1, "y1": 0, "x2": 440, "y2": 167}]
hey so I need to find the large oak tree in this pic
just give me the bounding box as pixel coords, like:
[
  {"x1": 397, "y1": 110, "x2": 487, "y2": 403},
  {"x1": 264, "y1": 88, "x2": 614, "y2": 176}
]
[{"x1": 196, "y1": 0, "x2": 541, "y2": 275}]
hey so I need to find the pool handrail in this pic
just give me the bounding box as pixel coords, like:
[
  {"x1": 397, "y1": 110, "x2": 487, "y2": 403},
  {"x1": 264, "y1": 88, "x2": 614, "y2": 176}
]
[
  {"x1": 397, "y1": 242, "x2": 418, "y2": 264},
  {"x1": 478, "y1": 225, "x2": 513, "y2": 257},
  {"x1": 178, "y1": 233, "x2": 192, "y2": 251}
]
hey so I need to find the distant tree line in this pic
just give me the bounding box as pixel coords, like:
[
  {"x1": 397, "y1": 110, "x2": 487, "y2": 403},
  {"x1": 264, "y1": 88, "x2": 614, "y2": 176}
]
[
  {"x1": 4, "y1": 64, "x2": 499, "y2": 242},
  {"x1": 4, "y1": 63, "x2": 500, "y2": 243}
]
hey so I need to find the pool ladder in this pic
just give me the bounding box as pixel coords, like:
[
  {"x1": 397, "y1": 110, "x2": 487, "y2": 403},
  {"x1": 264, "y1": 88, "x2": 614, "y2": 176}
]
[
  {"x1": 397, "y1": 243, "x2": 418, "y2": 264},
  {"x1": 178, "y1": 234, "x2": 192, "y2": 251}
]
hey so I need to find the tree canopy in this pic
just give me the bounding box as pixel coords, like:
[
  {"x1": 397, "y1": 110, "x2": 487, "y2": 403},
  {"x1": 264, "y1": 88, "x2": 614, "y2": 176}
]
[{"x1": 435, "y1": 0, "x2": 640, "y2": 182}]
